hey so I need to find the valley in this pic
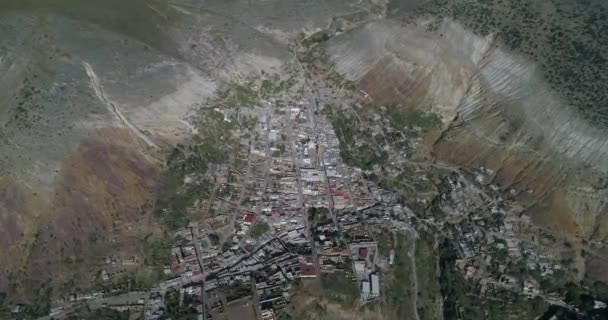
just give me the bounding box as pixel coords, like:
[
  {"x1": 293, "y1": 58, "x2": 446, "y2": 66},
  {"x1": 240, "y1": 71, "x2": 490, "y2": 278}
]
[{"x1": 0, "y1": 0, "x2": 607, "y2": 319}]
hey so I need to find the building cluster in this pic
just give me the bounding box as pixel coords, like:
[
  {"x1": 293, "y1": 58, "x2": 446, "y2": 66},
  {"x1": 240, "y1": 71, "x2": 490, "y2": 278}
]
[
  {"x1": 36, "y1": 84, "x2": 422, "y2": 320},
  {"x1": 139, "y1": 94, "x2": 410, "y2": 318},
  {"x1": 432, "y1": 171, "x2": 573, "y2": 300},
  {"x1": 27, "y1": 71, "x2": 588, "y2": 320}
]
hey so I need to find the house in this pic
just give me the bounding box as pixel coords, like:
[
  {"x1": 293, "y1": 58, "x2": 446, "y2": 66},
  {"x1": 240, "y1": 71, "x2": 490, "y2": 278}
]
[
  {"x1": 261, "y1": 310, "x2": 276, "y2": 320},
  {"x1": 359, "y1": 247, "x2": 368, "y2": 260},
  {"x1": 299, "y1": 261, "x2": 317, "y2": 278},
  {"x1": 360, "y1": 280, "x2": 371, "y2": 301},
  {"x1": 354, "y1": 261, "x2": 366, "y2": 280},
  {"x1": 243, "y1": 213, "x2": 256, "y2": 225},
  {"x1": 370, "y1": 274, "x2": 379, "y2": 297}
]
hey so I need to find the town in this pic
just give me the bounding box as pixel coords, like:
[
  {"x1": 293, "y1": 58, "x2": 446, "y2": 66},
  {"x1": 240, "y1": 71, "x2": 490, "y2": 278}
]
[
  {"x1": 123, "y1": 81, "x2": 398, "y2": 320},
  {"x1": 24, "y1": 45, "x2": 604, "y2": 320}
]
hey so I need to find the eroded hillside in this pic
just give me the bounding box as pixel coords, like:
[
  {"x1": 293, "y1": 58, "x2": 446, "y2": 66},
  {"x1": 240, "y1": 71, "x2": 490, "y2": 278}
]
[{"x1": 327, "y1": 15, "x2": 608, "y2": 243}]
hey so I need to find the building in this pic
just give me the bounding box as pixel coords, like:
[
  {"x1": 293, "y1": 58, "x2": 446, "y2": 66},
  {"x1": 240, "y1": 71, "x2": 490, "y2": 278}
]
[
  {"x1": 370, "y1": 274, "x2": 379, "y2": 297},
  {"x1": 359, "y1": 247, "x2": 368, "y2": 260},
  {"x1": 243, "y1": 214, "x2": 256, "y2": 226},
  {"x1": 299, "y1": 261, "x2": 317, "y2": 278},
  {"x1": 360, "y1": 280, "x2": 371, "y2": 301},
  {"x1": 354, "y1": 261, "x2": 366, "y2": 280},
  {"x1": 261, "y1": 310, "x2": 276, "y2": 320}
]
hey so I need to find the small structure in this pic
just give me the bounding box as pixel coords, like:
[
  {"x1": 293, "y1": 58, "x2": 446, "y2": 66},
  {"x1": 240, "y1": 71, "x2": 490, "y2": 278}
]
[
  {"x1": 359, "y1": 247, "x2": 368, "y2": 260},
  {"x1": 243, "y1": 213, "x2": 256, "y2": 226}
]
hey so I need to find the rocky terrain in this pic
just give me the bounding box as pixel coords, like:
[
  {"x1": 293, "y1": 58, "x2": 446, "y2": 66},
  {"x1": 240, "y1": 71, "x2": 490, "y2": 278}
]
[{"x1": 1, "y1": 0, "x2": 608, "y2": 317}]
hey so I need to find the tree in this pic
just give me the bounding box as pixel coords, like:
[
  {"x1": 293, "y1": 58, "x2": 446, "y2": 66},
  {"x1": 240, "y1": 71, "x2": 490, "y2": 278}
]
[{"x1": 251, "y1": 222, "x2": 271, "y2": 238}]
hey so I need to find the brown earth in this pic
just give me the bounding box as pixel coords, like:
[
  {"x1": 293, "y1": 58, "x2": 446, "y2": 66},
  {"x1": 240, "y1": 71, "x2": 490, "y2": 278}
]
[
  {"x1": 432, "y1": 123, "x2": 582, "y2": 236},
  {"x1": 0, "y1": 0, "x2": 363, "y2": 304},
  {"x1": 358, "y1": 55, "x2": 432, "y2": 109},
  {"x1": 585, "y1": 246, "x2": 608, "y2": 285},
  {"x1": 356, "y1": 54, "x2": 587, "y2": 239},
  {"x1": 0, "y1": 128, "x2": 160, "y2": 300},
  {"x1": 286, "y1": 292, "x2": 385, "y2": 320},
  {"x1": 225, "y1": 299, "x2": 257, "y2": 320}
]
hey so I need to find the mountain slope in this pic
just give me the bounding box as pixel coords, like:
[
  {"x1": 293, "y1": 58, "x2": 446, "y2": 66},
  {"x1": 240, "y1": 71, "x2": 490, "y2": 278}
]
[{"x1": 0, "y1": 0, "x2": 360, "y2": 301}]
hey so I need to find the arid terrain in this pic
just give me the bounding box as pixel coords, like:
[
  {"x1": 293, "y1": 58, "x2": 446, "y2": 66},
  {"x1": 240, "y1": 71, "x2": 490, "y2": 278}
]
[{"x1": 1, "y1": 0, "x2": 607, "y2": 319}]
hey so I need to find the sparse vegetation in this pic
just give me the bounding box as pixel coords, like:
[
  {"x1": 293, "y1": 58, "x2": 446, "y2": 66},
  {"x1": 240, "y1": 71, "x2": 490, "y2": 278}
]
[
  {"x1": 251, "y1": 221, "x2": 271, "y2": 238},
  {"x1": 437, "y1": 237, "x2": 473, "y2": 318},
  {"x1": 323, "y1": 104, "x2": 387, "y2": 170},
  {"x1": 308, "y1": 207, "x2": 331, "y2": 225},
  {"x1": 163, "y1": 289, "x2": 199, "y2": 320},
  {"x1": 95, "y1": 267, "x2": 163, "y2": 294},
  {"x1": 324, "y1": 102, "x2": 442, "y2": 173},
  {"x1": 226, "y1": 280, "x2": 253, "y2": 302},
  {"x1": 412, "y1": 0, "x2": 608, "y2": 126},
  {"x1": 437, "y1": 237, "x2": 550, "y2": 319},
  {"x1": 142, "y1": 232, "x2": 172, "y2": 267},
  {"x1": 375, "y1": 229, "x2": 393, "y2": 257},
  {"x1": 12, "y1": 281, "x2": 52, "y2": 319},
  {"x1": 326, "y1": 70, "x2": 357, "y2": 91},
  {"x1": 273, "y1": 144, "x2": 287, "y2": 157},
  {"x1": 592, "y1": 172, "x2": 608, "y2": 190},
  {"x1": 11, "y1": 76, "x2": 45, "y2": 130},
  {"x1": 302, "y1": 31, "x2": 331, "y2": 48},
  {"x1": 276, "y1": 299, "x2": 329, "y2": 320},
  {"x1": 385, "y1": 232, "x2": 416, "y2": 319},
  {"x1": 484, "y1": 290, "x2": 549, "y2": 320},
  {"x1": 154, "y1": 70, "x2": 305, "y2": 231},
  {"x1": 415, "y1": 231, "x2": 441, "y2": 320},
  {"x1": 209, "y1": 233, "x2": 220, "y2": 247},
  {"x1": 0, "y1": 293, "x2": 9, "y2": 319},
  {"x1": 66, "y1": 308, "x2": 131, "y2": 320},
  {"x1": 321, "y1": 272, "x2": 359, "y2": 307},
  {"x1": 154, "y1": 109, "x2": 237, "y2": 229},
  {"x1": 219, "y1": 82, "x2": 260, "y2": 109},
  {"x1": 382, "y1": 105, "x2": 442, "y2": 134}
]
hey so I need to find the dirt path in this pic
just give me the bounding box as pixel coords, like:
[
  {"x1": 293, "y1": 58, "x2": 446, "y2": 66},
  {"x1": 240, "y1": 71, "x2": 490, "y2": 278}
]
[
  {"x1": 407, "y1": 229, "x2": 421, "y2": 320},
  {"x1": 83, "y1": 61, "x2": 158, "y2": 149}
]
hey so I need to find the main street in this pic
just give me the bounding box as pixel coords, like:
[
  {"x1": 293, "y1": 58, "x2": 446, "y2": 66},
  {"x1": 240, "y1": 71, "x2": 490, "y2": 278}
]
[
  {"x1": 190, "y1": 222, "x2": 207, "y2": 320},
  {"x1": 286, "y1": 106, "x2": 322, "y2": 279},
  {"x1": 240, "y1": 107, "x2": 273, "y2": 246},
  {"x1": 222, "y1": 135, "x2": 254, "y2": 245}
]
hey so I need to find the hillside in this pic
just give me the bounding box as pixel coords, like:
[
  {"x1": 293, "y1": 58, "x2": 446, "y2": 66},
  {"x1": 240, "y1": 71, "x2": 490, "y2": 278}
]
[{"x1": 0, "y1": 0, "x2": 356, "y2": 302}]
